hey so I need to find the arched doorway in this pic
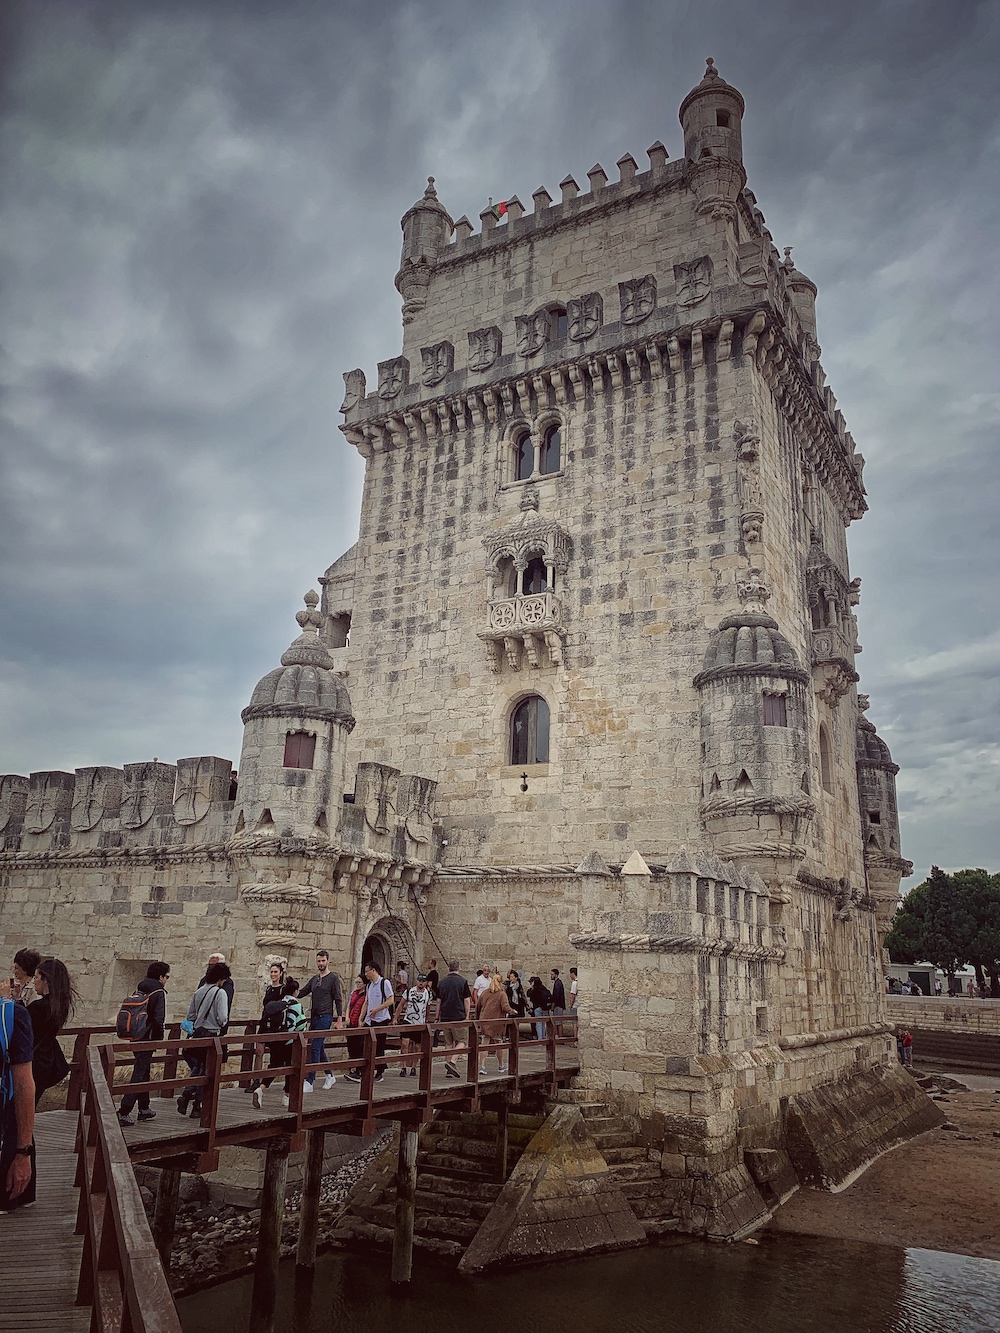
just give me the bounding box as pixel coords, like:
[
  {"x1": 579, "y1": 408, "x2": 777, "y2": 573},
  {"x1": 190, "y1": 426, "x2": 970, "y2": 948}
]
[{"x1": 362, "y1": 914, "x2": 417, "y2": 980}]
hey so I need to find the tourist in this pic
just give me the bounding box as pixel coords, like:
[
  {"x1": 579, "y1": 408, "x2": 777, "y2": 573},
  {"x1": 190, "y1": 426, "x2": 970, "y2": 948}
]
[
  {"x1": 345, "y1": 975, "x2": 367, "y2": 1078},
  {"x1": 251, "y1": 978, "x2": 303, "y2": 1110},
  {"x1": 476, "y1": 972, "x2": 515, "y2": 1075},
  {"x1": 0, "y1": 949, "x2": 41, "y2": 1008},
  {"x1": 568, "y1": 967, "x2": 579, "y2": 1030},
  {"x1": 425, "y1": 959, "x2": 440, "y2": 998},
  {"x1": 550, "y1": 968, "x2": 566, "y2": 1034},
  {"x1": 346, "y1": 962, "x2": 393, "y2": 1085},
  {"x1": 0, "y1": 994, "x2": 36, "y2": 1213},
  {"x1": 117, "y1": 961, "x2": 169, "y2": 1127},
  {"x1": 245, "y1": 962, "x2": 285, "y2": 1093},
  {"x1": 435, "y1": 960, "x2": 472, "y2": 1079},
  {"x1": 198, "y1": 951, "x2": 235, "y2": 1050},
  {"x1": 527, "y1": 976, "x2": 551, "y2": 1040},
  {"x1": 394, "y1": 973, "x2": 431, "y2": 1076},
  {"x1": 395, "y1": 960, "x2": 409, "y2": 993},
  {"x1": 177, "y1": 961, "x2": 230, "y2": 1118},
  {"x1": 901, "y1": 1029, "x2": 913, "y2": 1067},
  {"x1": 505, "y1": 969, "x2": 526, "y2": 1018},
  {"x1": 472, "y1": 965, "x2": 491, "y2": 1002},
  {"x1": 298, "y1": 950, "x2": 344, "y2": 1092},
  {"x1": 934, "y1": 977, "x2": 943, "y2": 997},
  {"x1": 29, "y1": 958, "x2": 75, "y2": 1106}
]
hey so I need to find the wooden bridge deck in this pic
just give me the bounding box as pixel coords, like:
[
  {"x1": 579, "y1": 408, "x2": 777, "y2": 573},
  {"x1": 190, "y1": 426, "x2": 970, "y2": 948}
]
[
  {"x1": 119, "y1": 1041, "x2": 579, "y2": 1163},
  {"x1": 4, "y1": 1110, "x2": 89, "y2": 1332}
]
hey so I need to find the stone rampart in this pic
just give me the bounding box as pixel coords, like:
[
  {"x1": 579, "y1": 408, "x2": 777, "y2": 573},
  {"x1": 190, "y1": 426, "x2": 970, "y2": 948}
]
[{"x1": 885, "y1": 997, "x2": 1000, "y2": 1036}]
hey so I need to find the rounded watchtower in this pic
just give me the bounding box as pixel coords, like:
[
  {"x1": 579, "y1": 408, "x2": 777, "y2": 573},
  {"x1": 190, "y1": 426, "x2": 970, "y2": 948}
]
[
  {"x1": 679, "y1": 57, "x2": 745, "y2": 168},
  {"x1": 235, "y1": 592, "x2": 355, "y2": 840}
]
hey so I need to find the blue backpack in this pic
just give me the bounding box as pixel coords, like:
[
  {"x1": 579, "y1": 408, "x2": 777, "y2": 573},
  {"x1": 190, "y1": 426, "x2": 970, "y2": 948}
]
[{"x1": 0, "y1": 999, "x2": 16, "y2": 1111}]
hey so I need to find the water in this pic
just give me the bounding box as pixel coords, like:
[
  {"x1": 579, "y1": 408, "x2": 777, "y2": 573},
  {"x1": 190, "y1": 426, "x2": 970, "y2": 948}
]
[{"x1": 179, "y1": 1235, "x2": 1000, "y2": 1333}]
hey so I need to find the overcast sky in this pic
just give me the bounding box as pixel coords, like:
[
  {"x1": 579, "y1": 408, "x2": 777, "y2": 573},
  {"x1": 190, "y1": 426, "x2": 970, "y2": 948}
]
[{"x1": 1, "y1": 0, "x2": 997, "y2": 887}]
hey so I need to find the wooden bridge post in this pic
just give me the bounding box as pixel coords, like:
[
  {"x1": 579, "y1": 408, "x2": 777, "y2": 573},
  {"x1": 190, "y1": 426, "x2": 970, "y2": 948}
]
[
  {"x1": 249, "y1": 1135, "x2": 291, "y2": 1333},
  {"x1": 390, "y1": 1123, "x2": 420, "y2": 1285},
  {"x1": 152, "y1": 1167, "x2": 181, "y2": 1270},
  {"x1": 295, "y1": 1128, "x2": 326, "y2": 1271},
  {"x1": 494, "y1": 1099, "x2": 509, "y2": 1182}
]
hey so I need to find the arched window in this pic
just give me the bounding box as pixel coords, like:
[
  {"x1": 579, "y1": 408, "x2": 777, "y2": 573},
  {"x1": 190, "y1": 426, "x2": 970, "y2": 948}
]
[
  {"x1": 539, "y1": 424, "x2": 561, "y2": 475},
  {"x1": 522, "y1": 557, "x2": 548, "y2": 595},
  {"x1": 515, "y1": 431, "x2": 534, "y2": 482},
  {"x1": 819, "y1": 725, "x2": 833, "y2": 793},
  {"x1": 510, "y1": 696, "x2": 550, "y2": 765}
]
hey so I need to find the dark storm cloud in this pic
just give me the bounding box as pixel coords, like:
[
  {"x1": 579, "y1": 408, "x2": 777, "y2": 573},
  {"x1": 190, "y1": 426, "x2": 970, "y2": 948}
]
[{"x1": 1, "y1": 0, "x2": 997, "y2": 883}]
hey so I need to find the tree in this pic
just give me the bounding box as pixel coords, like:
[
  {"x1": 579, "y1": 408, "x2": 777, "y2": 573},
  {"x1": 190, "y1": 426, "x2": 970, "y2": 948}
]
[{"x1": 886, "y1": 867, "x2": 1000, "y2": 996}]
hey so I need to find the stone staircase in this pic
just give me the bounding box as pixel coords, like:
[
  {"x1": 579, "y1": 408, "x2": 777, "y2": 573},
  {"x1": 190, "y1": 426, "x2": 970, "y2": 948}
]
[
  {"x1": 335, "y1": 1107, "x2": 546, "y2": 1260},
  {"x1": 551, "y1": 1089, "x2": 680, "y2": 1235}
]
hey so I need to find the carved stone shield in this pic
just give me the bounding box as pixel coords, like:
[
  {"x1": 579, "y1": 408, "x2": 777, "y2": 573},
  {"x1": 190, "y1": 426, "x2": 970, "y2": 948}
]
[
  {"x1": 24, "y1": 771, "x2": 75, "y2": 834},
  {"x1": 619, "y1": 275, "x2": 657, "y2": 324},
  {"x1": 468, "y1": 326, "x2": 502, "y2": 372},
  {"x1": 377, "y1": 357, "x2": 408, "y2": 400},
  {"x1": 121, "y1": 762, "x2": 176, "y2": 830},
  {"x1": 339, "y1": 368, "x2": 366, "y2": 414},
  {"x1": 71, "y1": 767, "x2": 123, "y2": 831},
  {"x1": 567, "y1": 292, "x2": 603, "y2": 342},
  {"x1": 421, "y1": 341, "x2": 454, "y2": 387},
  {"x1": 515, "y1": 311, "x2": 550, "y2": 357},
  {"x1": 398, "y1": 773, "x2": 437, "y2": 845},
  {"x1": 174, "y1": 756, "x2": 232, "y2": 826},
  {"x1": 674, "y1": 256, "x2": 713, "y2": 307},
  {"x1": 355, "y1": 762, "x2": 400, "y2": 835},
  {"x1": 0, "y1": 775, "x2": 28, "y2": 834}
]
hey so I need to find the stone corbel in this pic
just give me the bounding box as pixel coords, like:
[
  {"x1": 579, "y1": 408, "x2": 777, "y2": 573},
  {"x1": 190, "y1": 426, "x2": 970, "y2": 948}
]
[
  {"x1": 717, "y1": 319, "x2": 734, "y2": 361},
  {"x1": 690, "y1": 328, "x2": 704, "y2": 369},
  {"x1": 567, "y1": 363, "x2": 584, "y2": 396},
  {"x1": 587, "y1": 356, "x2": 605, "y2": 395},
  {"x1": 468, "y1": 393, "x2": 484, "y2": 429},
  {"x1": 523, "y1": 634, "x2": 541, "y2": 669},
  {"x1": 420, "y1": 405, "x2": 437, "y2": 436},
  {"x1": 665, "y1": 336, "x2": 681, "y2": 375},
  {"x1": 503, "y1": 636, "x2": 522, "y2": 670},
  {"x1": 387, "y1": 415, "x2": 407, "y2": 450},
  {"x1": 483, "y1": 639, "x2": 502, "y2": 674},
  {"x1": 552, "y1": 369, "x2": 569, "y2": 407},
  {"x1": 625, "y1": 347, "x2": 643, "y2": 384},
  {"x1": 544, "y1": 629, "x2": 564, "y2": 666},
  {"x1": 436, "y1": 400, "x2": 452, "y2": 433},
  {"x1": 514, "y1": 379, "x2": 530, "y2": 415},
  {"x1": 340, "y1": 425, "x2": 371, "y2": 460},
  {"x1": 500, "y1": 383, "x2": 515, "y2": 418},
  {"x1": 484, "y1": 388, "x2": 499, "y2": 425},
  {"x1": 531, "y1": 374, "x2": 547, "y2": 407},
  {"x1": 645, "y1": 341, "x2": 663, "y2": 380},
  {"x1": 743, "y1": 311, "x2": 767, "y2": 357},
  {"x1": 607, "y1": 353, "x2": 624, "y2": 392}
]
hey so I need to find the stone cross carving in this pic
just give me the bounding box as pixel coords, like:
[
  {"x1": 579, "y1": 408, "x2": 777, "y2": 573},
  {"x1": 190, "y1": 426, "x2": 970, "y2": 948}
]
[
  {"x1": 377, "y1": 356, "x2": 408, "y2": 400},
  {"x1": 0, "y1": 775, "x2": 28, "y2": 835},
  {"x1": 24, "y1": 771, "x2": 74, "y2": 834},
  {"x1": 421, "y1": 341, "x2": 454, "y2": 387},
  {"x1": 619, "y1": 276, "x2": 657, "y2": 325},
  {"x1": 174, "y1": 757, "x2": 232, "y2": 826},
  {"x1": 515, "y1": 311, "x2": 551, "y2": 357},
  {"x1": 674, "y1": 256, "x2": 713, "y2": 307},
  {"x1": 468, "y1": 326, "x2": 502, "y2": 372},
  {"x1": 567, "y1": 292, "x2": 603, "y2": 342},
  {"x1": 339, "y1": 368, "x2": 366, "y2": 414},
  {"x1": 70, "y1": 767, "x2": 122, "y2": 831}
]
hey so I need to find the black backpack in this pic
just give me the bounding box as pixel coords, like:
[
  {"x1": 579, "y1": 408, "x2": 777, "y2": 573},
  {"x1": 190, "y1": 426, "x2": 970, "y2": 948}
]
[{"x1": 116, "y1": 991, "x2": 149, "y2": 1041}]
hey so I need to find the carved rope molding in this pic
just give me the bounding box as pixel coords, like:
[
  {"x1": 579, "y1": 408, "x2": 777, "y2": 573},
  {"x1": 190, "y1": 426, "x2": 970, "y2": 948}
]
[
  {"x1": 777, "y1": 1021, "x2": 893, "y2": 1051},
  {"x1": 569, "y1": 931, "x2": 786, "y2": 962}
]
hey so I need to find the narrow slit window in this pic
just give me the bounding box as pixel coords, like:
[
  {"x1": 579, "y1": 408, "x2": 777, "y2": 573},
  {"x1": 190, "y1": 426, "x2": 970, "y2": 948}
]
[
  {"x1": 551, "y1": 307, "x2": 568, "y2": 339},
  {"x1": 763, "y1": 693, "x2": 788, "y2": 727},
  {"x1": 819, "y1": 725, "x2": 833, "y2": 793},
  {"x1": 716, "y1": 110, "x2": 731, "y2": 128},
  {"x1": 283, "y1": 731, "x2": 316, "y2": 770}
]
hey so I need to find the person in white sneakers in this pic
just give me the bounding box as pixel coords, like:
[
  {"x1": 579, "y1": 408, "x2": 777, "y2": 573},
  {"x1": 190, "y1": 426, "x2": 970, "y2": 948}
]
[
  {"x1": 394, "y1": 973, "x2": 431, "y2": 1076},
  {"x1": 345, "y1": 962, "x2": 394, "y2": 1084},
  {"x1": 298, "y1": 949, "x2": 344, "y2": 1093},
  {"x1": 472, "y1": 965, "x2": 491, "y2": 1003}
]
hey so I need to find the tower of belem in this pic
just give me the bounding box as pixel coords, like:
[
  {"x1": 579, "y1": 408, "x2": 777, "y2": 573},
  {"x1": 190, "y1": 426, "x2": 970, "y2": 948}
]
[{"x1": 0, "y1": 62, "x2": 937, "y2": 1241}]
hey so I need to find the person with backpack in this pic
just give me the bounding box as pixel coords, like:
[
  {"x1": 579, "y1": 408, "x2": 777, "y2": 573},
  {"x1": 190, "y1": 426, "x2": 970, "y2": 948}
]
[
  {"x1": 0, "y1": 995, "x2": 35, "y2": 1213},
  {"x1": 394, "y1": 973, "x2": 432, "y2": 1077},
  {"x1": 345, "y1": 962, "x2": 393, "y2": 1084},
  {"x1": 527, "y1": 975, "x2": 552, "y2": 1041},
  {"x1": 177, "y1": 961, "x2": 230, "y2": 1118},
  {"x1": 251, "y1": 977, "x2": 304, "y2": 1110},
  {"x1": 117, "y1": 962, "x2": 170, "y2": 1127}
]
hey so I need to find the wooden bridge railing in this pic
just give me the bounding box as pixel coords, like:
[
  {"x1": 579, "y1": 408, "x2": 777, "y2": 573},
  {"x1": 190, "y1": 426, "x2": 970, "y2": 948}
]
[{"x1": 74, "y1": 1044, "x2": 183, "y2": 1333}]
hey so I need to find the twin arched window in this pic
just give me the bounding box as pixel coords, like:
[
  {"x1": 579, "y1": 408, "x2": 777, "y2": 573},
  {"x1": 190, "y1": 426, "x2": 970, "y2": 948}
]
[
  {"x1": 510, "y1": 696, "x2": 550, "y2": 765},
  {"x1": 514, "y1": 424, "x2": 562, "y2": 481}
]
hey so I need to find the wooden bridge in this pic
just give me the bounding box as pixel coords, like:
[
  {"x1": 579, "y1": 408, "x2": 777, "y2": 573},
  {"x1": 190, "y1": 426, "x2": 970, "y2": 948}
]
[{"x1": 3, "y1": 1018, "x2": 578, "y2": 1333}]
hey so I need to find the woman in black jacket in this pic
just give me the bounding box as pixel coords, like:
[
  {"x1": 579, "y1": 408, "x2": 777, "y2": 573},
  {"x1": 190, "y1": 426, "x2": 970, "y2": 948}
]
[
  {"x1": 527, "y1": 975, "x2": 551, "y2": 1041},
  {"x1": 245, "y1": 962, "x2": 286, "y2": 1093},
  {"x1": 505, "y1": 969, "x2": 527, "y2": 1017},
  {"x1": 29, "y1": 957, "x2": 76, "y2": 1105}
]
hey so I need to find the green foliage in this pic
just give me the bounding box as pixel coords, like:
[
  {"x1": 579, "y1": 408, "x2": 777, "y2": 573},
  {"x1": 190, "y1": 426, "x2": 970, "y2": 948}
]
[{"x1": 886, "y1": 866, "x2": 1000, "y2": 982}]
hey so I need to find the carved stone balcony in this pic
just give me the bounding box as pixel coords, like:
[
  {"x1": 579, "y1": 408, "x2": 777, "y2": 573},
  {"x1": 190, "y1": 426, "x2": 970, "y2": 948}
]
[
  {"x1": 810, "y1": 623, "x2": 859, "y2": 707},
  {"x1": 479, "y1": 591, "x2": 567, "y2": 672}
]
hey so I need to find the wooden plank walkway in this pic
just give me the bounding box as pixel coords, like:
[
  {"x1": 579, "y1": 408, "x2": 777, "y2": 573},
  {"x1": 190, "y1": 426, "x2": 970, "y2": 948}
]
[
  {"x1": 119, "y1": 1042, "x2": 579, "y2": 1161},
  {"x1": 3, "y1": 1110, "x2": 89, "y2": 1331}
]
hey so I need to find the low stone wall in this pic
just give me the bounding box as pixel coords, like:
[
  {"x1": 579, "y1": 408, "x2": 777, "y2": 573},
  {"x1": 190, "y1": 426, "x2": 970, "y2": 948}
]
[{"x1": 885, "y1": 997, "x2": 1000, "y2": 1036}]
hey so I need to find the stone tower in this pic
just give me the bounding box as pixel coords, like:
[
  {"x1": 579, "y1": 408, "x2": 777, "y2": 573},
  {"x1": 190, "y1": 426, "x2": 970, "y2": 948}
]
[{"x1": 326, "y1": 60, "x2": 933, "y2": 1235}]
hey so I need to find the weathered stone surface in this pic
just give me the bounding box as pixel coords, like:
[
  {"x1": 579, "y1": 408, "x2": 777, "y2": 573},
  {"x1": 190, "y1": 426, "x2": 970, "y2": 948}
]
[{"x1": 459, "y1": 1105, "x2": 645, "y2": 1272}]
